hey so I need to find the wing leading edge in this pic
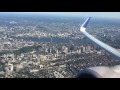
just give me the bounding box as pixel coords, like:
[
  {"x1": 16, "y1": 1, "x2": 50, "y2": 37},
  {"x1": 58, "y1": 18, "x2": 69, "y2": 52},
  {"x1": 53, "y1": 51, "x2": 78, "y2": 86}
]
[{"x1": 80, "y1": 17, "x2": 120, "y2": 59}]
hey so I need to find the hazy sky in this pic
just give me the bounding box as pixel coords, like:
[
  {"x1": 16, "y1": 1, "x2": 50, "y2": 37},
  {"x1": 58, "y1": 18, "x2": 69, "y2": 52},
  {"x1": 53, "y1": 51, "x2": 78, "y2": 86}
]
[{"x1": 1, "y1": 12, "x2": 120, "y2": 19}]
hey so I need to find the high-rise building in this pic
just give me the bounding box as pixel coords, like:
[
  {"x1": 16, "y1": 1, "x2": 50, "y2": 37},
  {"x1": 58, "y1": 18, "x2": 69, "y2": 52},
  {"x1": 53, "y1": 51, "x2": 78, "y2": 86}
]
[
  {"x1": 50, "y1": 35, "x2": 53, "y2": 43},
  {"x1": 55, "y1": 49, "x2": 59, "y2": 58},
  {"x1": 81, "y1": 46, "x2": 86, "y2": 53},
  {"x1": 86, "y1": 46, "x2": 91, "y2": 52},
  {"x1": 77, "y1": 48, "x2": 81, "y2": 53}
]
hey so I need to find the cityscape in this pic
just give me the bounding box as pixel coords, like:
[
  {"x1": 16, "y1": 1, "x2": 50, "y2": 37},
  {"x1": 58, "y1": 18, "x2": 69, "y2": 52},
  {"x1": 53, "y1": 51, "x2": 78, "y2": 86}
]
[{"x1": 0, "y1": 13, "x2": 120, "y2": 78}]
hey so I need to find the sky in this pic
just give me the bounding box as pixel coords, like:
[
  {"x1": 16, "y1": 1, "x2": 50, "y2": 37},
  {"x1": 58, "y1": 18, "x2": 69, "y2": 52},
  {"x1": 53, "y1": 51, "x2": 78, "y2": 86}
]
[
  {"x1": 1, "y1": 12, "x2": 120, "y2": 19},
  {"x1": 38, "y1": 12, "x2": 120, "y2": 19}
]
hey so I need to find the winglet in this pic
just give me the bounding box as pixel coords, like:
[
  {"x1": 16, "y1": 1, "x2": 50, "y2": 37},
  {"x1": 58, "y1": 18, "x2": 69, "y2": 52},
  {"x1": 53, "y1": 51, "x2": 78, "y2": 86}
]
[{"x1": 81, "y1": 17, "x2": 91, "y2": 28}]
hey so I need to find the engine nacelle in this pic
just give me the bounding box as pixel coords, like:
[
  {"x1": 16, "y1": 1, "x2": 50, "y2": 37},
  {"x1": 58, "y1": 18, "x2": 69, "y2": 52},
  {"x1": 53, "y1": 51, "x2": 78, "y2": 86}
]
[
  {"x1": 76, "y1": 65, "x2": 120, "y2": 78},
  {"x1": 76, "y1": 68, "x2": 103, "y2": 78}
]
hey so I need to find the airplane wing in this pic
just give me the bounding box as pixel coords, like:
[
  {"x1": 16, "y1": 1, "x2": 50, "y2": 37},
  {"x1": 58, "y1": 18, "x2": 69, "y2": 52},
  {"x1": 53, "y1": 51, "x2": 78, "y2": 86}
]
[
  {"x1": 80, "y1": 17, "x2": 120, "y2": 59},
  {"x1": 76, "y1": 17, "x2": 120, "y2": 78}
]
